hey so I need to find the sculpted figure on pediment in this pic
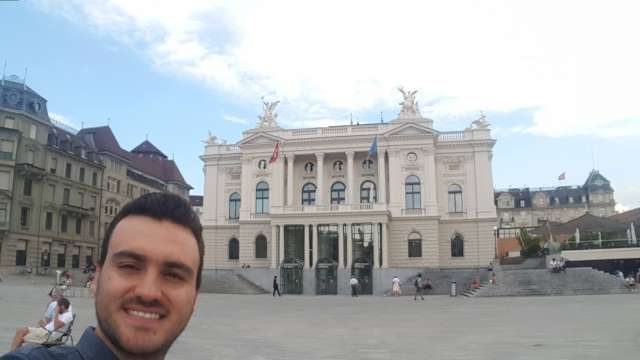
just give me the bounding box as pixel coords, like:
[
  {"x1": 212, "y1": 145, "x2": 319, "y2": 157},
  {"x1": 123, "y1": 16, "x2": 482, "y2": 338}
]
[
  {"x1": 257, "y1": 97, "x2": 280, "y2": 128},
  {"x1": 471, "y1": 114, "x2": 490, "y2": 129},
  {"x1": 398, "y1": 87, "x2": 421, "y2": 118}
]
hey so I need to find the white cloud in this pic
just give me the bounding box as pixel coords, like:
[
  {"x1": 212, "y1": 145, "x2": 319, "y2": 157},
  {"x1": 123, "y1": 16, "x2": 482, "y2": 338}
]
[
  {"x1": 615, "y1": 203, "x2": 630, "y2": 213},
  {"x1": 222, "y1": 115, "x2": 249, "y2": 124},
  {"x1": 36, "y1": 0, "x2": 640, "y2": 137}
]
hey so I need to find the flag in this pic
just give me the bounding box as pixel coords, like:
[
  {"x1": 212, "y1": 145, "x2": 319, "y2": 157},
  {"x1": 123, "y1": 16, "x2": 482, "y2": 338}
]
[
  {"x1": 268, "y1": 142, "x2": 280, "y2": 164},
  {"x1": 368, "y1": 136, "x2": 378, "y2": 157},
  {"x1": 558, "y1": 172, "x2": 566, "y2": 181}
]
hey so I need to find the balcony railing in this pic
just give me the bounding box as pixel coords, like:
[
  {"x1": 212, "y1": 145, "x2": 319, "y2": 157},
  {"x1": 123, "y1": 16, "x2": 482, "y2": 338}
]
[
  {"x1": 560, "y1": 239, "x2": 640, "y2": 251},
  {"x1": 225, "y1": 218, "x2": 239, "y2": 224},
  {"x1": 271, "y1": 203, "x2": 387, "y2": 214},
  {"x1": 249, "y1": 212, "x2": 270, "y2": 220},
  {"x1": 402, "y1": 208, "x2": 426, "y2": 216}
]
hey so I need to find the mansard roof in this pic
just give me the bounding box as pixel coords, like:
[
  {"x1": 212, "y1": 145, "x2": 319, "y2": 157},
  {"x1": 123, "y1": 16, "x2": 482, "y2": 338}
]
[
  {"x1": 0, "y1": 78, "x2": 51, "y2": 124},
  {"x1": 584, "y1": 169, "x2": 613, "y2": 191},
  {"x1": 78, "y1": 126, "x2": 132, "y2": 161}
]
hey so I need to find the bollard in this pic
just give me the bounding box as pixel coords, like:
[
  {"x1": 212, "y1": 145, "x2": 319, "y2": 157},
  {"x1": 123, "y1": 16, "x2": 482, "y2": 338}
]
[{"x1": 450, "y1": 280, "x2": 457, "y2": 297}]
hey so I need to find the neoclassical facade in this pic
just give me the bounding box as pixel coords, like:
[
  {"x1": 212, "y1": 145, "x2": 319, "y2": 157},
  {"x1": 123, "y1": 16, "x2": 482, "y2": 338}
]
[{"x1": 201, "y1": 91, "x2": 497, "y2": 294}]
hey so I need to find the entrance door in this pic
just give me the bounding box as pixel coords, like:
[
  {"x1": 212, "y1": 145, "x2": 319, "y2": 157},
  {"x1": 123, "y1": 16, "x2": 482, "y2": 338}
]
[
  {"x1": 315, "y1": 258, "x2": 338, "y2": 295},
  {"x1": 352, "y1": 257, "x2": 372, "y2": 295},
  {"x1": 280, "y1": 258, "x2": 304, "y2": 294}
]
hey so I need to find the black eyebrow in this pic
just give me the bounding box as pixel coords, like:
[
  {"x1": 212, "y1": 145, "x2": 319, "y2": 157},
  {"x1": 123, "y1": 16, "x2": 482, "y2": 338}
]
[{"x1": 111, "y1": 251, "x2": 194, "y2": 277}]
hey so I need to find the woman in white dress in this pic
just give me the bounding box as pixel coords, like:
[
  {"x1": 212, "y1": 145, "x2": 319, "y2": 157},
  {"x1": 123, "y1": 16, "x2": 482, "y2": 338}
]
[{"x1": 391, "y1": 276, "x2": 401, "y2": 296}]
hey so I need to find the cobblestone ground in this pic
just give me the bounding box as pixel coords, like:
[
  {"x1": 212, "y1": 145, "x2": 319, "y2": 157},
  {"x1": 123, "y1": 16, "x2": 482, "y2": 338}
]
[{"x1": 1, "y1": 275, "x2": 639, "y2": 359}]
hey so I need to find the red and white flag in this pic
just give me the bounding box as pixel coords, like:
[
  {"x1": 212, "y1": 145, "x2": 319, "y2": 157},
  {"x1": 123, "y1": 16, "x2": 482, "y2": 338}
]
[
  {"x1": 558, "y1": 172, "x2": 566, "y2": 181},
  {"x1": 269, "y1": 142, "x2": 280, "y2": 164}
]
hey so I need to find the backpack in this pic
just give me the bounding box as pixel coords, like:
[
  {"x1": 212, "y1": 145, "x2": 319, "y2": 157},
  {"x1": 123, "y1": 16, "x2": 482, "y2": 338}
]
[{"x1": 414, "y1": 279, "x2": 420, "y2": 288}]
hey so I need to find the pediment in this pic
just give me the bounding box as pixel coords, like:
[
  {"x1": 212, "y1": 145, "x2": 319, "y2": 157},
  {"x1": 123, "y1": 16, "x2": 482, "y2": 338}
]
[
  {"x1": 384, "y1": 122, "x2": 435, "y2": 137},
  {"x1": 238, "y1": 132, "x2": 283, "y2": 146}
]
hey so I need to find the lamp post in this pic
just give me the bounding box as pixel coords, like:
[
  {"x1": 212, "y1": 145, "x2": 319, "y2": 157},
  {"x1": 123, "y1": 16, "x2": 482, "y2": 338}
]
[{"x1": 493, "y1": 226, "x2": 498, "y2": 259}]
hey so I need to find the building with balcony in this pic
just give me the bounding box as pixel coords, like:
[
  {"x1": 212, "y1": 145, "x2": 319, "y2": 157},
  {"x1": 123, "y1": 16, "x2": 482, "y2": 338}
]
[
  {"x1": 201, "y1": 92, "x2": 498, "y2": 295},
  {"x1": 0, "y1": 76, "x2": 103, "y2": 272}
]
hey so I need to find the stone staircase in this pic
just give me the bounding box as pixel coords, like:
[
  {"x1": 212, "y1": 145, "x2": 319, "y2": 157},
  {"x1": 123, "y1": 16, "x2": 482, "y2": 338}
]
[
  {"x1": 386, "y1": 269, "x2": 490, "y2": 296},
  {"x1": 199, "y1": 270, "x2": 268, "y2": 295},
  {"x1": 471, "y1": 267, "x2": 631, "y2": 297}
]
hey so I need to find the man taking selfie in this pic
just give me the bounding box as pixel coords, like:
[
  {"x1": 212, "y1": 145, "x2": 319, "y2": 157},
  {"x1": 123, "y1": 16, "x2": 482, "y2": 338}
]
[{"x1": 2, "y1": 192, "x2": 204, "y2": 360}]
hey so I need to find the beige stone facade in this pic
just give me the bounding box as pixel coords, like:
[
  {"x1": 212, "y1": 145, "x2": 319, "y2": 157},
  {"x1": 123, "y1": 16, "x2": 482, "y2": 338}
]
[{"x1": 201, "y1": 95, "x2": 498, "y2": 275}]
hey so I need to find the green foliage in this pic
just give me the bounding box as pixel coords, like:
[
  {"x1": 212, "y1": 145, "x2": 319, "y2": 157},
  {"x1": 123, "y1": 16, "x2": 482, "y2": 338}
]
[{"x1": 519, "y1": 229, "x2": 543, "y2": 258}]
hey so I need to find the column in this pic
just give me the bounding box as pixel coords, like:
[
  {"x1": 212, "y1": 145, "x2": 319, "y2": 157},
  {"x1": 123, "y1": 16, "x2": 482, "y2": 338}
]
[
  {"x1": 286, "y1": 153, "x2": 295, "y2": 206},
  {"x1": 424, "y1": 149, "x2": 438, "y2": 215},
  {"x1": 271, "y1": 225, "x2": 278, "y2": 268},
  {"x1": 382, "y1": 222, "x2": 389, "y2": 268},
  {"x1": 377, "y1": 149, "x2": 386, "y2": 204},
  {"x1": 346, "y1": 223, "x2": 353, "y2": 269},
  {"x1": 373, "y1": 224, "x2": 380, "y2": 268},
  {"x1": 338, "y1": 223, "x2": 344, "y2": 269},
  {"x1": 279, "y1": 225, "x2": 285, "y2": 264},
  {"x1": 312, "y1": 224, "x2": 319, "y2": 267},
  {"x1": 240, "y1": 156, "x2": 252, "y2": 218},
  {"x1": 304, "y1": 223, "x2": 310, "y2": 269},
  {"x1": 388, "y1": 150, "x2": 402, "y2": 209},
  {"x1": 315, "y1": 153, "x2": 325, "y2": 206},
  {"x1": 346, "y1": 151, "x2": 355, "y2": 205}
]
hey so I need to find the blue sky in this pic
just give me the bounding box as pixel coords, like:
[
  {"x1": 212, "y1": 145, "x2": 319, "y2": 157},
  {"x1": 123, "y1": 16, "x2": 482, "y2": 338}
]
[{"x1": 1, "y1": 1, "x2": 638, "y2": 210}]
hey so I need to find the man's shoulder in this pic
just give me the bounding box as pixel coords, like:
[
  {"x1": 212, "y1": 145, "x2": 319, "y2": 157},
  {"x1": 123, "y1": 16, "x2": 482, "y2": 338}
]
[{"x1": 0, "y1": 345, "x2": 80, "y2": 360}]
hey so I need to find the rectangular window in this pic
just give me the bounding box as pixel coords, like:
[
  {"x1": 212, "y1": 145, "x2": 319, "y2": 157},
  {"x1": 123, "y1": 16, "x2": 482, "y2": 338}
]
[
  {"x1": 90, "y1": 195, "x2": 97, "y2": 210},
  {"x1": 408, "y1": 238, "x2": 422, "y2": 258},
  {"x1": 65, "y1": 163, "x2": 72, "y2": 178},
  {"x1": 63, "y1": 188, "x2": 70, "y2": 205},
  {"x1": 0, "y1": 170, "x2": 10, "y2": 190},
  {"x1": 78, "y1": 192, "x2": 84, "y2": 208},
  {"x1": 519, "y1": 200, "x2": 525, "y2": 208},
  {"x1": 49, "y1": 157, "x2": 57, "y2": 174},
  {"x1": 75, "y1": 218, "x2": 82, "y2": 234},
  {"x1": 57, "y1": 244, "x2": 66, "y2": 268},
  {"x1": 23, "y1": 178, "x2": 32, "y2": 196},
  {"x1": 0, "y1": 140, "x2": 13, "y2": 160},
  {"x1": 89, "y1": 220, "x2": 95, "y2": 237},
  {"x1": 60, "y1": 215, "x2": 68, "y2": 233},
  {"x1": 92, "y1": 172, "x2": 98, "y2": 186},
  {"x1": 126, "y1": 183, "x2": 135, "y2": 197},
  {"x1": 79, "y1": 168, "x2": 85, "y2": 183},
  {"x1": 71, "y1": 246, "x2": 81, "y2": 269},
  {"x1": 45, "y1": 212, "x2": 53, "y2": 230},
  {"x1": 29, "y1": 124, "x2": 37, "y2": 139},
  {"x1": 16, "y1": 240, "x2": 27, "y2": 266},
  {"x1": 20, "y1": 207, "x2": 29, "y2": 227},
  {"x1": 48, "y1": 184, "x2": 56, "y2": 201},
  {"x1": 4, "y1": 116, "x2": 15, "y2": 129},
  {"x1": 0, "y1": 202, "x2": 7, "y2": 223},
  {"x1": 116, "y1": 180, "x2": 121, "y2": 194}
]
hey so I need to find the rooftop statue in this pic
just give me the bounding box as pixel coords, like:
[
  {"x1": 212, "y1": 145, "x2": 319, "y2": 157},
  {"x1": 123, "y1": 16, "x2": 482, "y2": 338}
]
[
  {"x1": 258, "y1": 97, "x2": 280, "y2": 128},
  {"x1": 204, "y1": 130, "x2": 218, "y2": 145},
  {"x1": 398, "y1": 87, "x2": 421, "y2": 118},
  {"x1": 471, "y1": 113, "x2": 490, "y2": 129}
]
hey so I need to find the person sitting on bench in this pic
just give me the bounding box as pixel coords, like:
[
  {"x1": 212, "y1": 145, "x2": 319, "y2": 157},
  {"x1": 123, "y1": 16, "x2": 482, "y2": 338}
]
[{"x1": 10, "y1": 298, "x2": 73, "y2": 350}]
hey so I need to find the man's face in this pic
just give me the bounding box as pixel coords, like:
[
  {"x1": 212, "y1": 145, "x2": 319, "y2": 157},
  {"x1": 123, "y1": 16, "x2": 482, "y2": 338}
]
[{"x1": 93, "y1": 215, "x2": 199, "y2": 357}]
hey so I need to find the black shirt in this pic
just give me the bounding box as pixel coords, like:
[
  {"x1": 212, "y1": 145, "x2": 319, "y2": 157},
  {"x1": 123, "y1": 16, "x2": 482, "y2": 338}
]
[{"x1": 0, "y1": 327, "x2": 118, "y2": 360}]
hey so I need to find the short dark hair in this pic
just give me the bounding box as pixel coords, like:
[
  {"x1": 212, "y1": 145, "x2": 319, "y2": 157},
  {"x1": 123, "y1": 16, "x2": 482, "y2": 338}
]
[
  {"x1": 99, "y1": 192, "x2": 204, "y2": 289},
  {"x1": 57, "y1": 298, "x2": 70, "y2": 310}
]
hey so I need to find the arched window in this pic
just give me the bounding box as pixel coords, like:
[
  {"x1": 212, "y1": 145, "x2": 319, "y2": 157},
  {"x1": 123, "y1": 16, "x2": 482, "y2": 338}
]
[
  {"x1": 408, "y1": 232, "x2": 422, "y2": 258},
  {"x1": 360, "y1": 181, "x2": 377, "y2": 203},
  {"x1": 405, "y1": 175, "x2": 421, "y2": 209},
  {"x1": 451, "y1": 233, "x2": 464, "y2": 257},
  {"x1": 362, "y1": 159, "x2": 374, "y2": 170},
  {"x1": 301, "y1": 183, "x2": 316, "y2": 206},
  {"x1": 255, "y1": 235, "x2": 267, "y2": 258},
  {"x1": 228, "y1": 238, "x2": 239, "y2": 260},
  {"x1": 330, "y1": 182, "x2": 346, "y2": 204},
  {"x1": 448, "y1": 184, "x2": 463, "y2": 213},
  {"x1": 255, "y1": 181, "x2": 269, "y2": 214},
  {"x1": 229, "y1": 192, "x2": 241, "y2": 219}
]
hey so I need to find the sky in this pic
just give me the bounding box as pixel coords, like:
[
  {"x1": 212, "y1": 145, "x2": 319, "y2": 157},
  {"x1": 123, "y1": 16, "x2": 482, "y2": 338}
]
[{"x1": 1, "y1": 0, "x2": 638, "y2": 211}]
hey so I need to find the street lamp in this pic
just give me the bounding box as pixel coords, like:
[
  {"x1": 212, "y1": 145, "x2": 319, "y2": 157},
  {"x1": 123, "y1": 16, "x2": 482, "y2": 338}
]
[{"x1": 493, "y1": 226, "x2": 498, "y2": 260}]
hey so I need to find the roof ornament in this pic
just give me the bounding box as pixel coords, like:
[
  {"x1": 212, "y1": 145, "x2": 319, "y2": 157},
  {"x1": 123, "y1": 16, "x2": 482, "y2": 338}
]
[
  {"x1": 397, "y1": 87, "x2": 421, "y2": 119},
  {"x1": 204, "y1": 130, "x2": 219, "y2": 145},
  {"x1": 471, "y1": 112, "x2": 490, "y2": 129},
  {"x1": 258, "y1": 97, "x2": 280, "y2": 128}
]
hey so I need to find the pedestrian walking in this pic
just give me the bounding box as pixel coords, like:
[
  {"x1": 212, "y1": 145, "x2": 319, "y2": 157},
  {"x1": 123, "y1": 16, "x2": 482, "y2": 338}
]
[
  {"x1": 350, "y1": 275, "x2": 359, "y2": 297},
  {"x1": 391, "y1": 275, "x2": 401, "y2": 296},
  {"x1": 272, "y1": 275, "x2": 281, "y2": 296},
  {"x1": 414, "y1": 274, "x2": 424, "y2": 300}
]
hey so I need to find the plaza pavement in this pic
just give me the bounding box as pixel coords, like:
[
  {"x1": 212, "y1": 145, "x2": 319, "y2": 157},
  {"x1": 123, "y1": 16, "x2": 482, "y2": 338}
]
[{"x1": 1, "y1": 277, "x2": 639, "y2": 359}]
